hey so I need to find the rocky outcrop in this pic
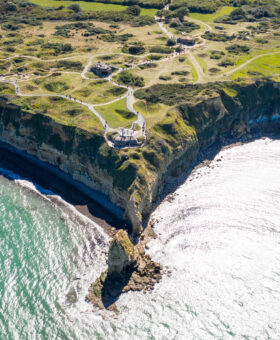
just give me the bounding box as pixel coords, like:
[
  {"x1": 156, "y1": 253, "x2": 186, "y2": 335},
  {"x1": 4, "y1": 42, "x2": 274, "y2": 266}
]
[{"x1": 86, "y1": 229, "x2": 162, "y2": 312}]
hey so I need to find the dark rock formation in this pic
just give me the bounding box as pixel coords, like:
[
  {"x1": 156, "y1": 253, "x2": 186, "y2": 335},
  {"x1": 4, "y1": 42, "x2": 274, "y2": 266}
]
[{"x1": 86, "y1": 229, "x2": 162, "y2": 312}]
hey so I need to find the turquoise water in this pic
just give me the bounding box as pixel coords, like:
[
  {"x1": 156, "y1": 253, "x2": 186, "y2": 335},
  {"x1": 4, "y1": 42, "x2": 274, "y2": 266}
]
[
  {"x1": 1, "y1": 138, "x2": 280, "y2": 339},
  {"x1": 0, "y1": 171, "x2": 109, "y2": 339}
]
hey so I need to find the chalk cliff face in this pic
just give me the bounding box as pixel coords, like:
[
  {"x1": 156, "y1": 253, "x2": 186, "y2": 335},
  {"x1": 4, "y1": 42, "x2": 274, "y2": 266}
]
[{"x1": 0, "y1": 80, "x2": 280, "y2": 233}]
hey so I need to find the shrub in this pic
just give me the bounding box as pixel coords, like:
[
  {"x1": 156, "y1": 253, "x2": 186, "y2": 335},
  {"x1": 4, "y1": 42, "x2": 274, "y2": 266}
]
[
  {"x1": 122, "y1": 42, "x2": 145, "y2": 55},
  {"x1": 226, "y1": 44, "x2": 250, "y2": 54},
  {"x1": 202, "y1": 32, "x2": 232, "y2": 42},
  {"x1": 125, "y1": 5, "x2": 141, "y2": 16},
  {"x1": 159, "y1": 75, "x2": 171, "y2": 80},
  {"x1": 67, "y1": 4, "x2": 81, "y2": 13},
  {"x1": 150, "y1": 45, "x2": 173, "y2": 54},
  {"x1": 118, "y1": 71, "x2": 145, "y2": 87},
  {"x1": 166, "y1": 38, "x2": 176, "y2": 46},
  {"x1": 218, "y1": 58, "x2": 235, "y2": 67},
  {"x1": 210, "y1": 50, "x2": 225, "y2": 59}
]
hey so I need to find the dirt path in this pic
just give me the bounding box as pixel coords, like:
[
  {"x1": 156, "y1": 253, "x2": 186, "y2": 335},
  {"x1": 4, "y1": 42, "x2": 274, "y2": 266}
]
[{"x1": 222, "y1": 51, "x2": 280, "y2": 77}]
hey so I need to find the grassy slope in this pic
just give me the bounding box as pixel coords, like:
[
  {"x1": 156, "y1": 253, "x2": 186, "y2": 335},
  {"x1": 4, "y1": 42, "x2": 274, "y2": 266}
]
[
  {"x1": 231, "y1": 53, "x2": 280, "y2": 80},
  {"x1": 97, "y1": 98, "x2": 136, "y2": 128},
  {"x1": 189, "y1": 6, "x2": 235, "y2": 22}
]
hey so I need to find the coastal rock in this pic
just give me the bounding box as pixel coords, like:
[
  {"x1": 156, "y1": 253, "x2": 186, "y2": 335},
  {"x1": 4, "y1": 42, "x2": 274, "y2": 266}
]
[
  {"x1": 86, "y1": 228, "x2": 162, "y2": 312},
  {"x1": 108, "y1": 230, "x2": 136, "y2": 276}
]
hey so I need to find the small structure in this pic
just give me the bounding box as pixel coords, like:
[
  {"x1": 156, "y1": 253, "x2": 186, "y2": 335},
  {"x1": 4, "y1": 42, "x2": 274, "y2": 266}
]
[
  {"x1": 91, "y1": 61, "x2": 112, "y2": 77},
  {"x1": 177, "y1": 37, "x2": 195, "y2": 46},
  {"x1": 215, "y1": 25, "x2": 224, "y2": 30}
]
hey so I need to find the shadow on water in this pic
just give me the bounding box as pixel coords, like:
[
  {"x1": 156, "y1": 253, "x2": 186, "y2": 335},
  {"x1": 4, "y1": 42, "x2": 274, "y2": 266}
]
[
  {"x1": 142, "y1": 124, "x2": 280, "y2": 228},
  {"x1": 0, "y1": 144, "x2": 131, "y2": 232}
]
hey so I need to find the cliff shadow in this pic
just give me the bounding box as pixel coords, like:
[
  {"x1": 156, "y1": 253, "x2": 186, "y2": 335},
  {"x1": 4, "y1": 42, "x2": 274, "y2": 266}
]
[{"x1": 0, "y1": 144, "x2": 132, "y2": 233}]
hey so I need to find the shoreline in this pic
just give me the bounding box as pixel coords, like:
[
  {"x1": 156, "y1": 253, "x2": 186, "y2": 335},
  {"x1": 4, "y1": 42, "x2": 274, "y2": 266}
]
[
  {"x1": 0, "y1": 142, "x2": 127, "y2": 236},
  {"x1": 152, "y1": 120, "x2": 280, "y2": 222},
  {"x1": 0, "y1": 120, "x2": 279, "y2": 241}
]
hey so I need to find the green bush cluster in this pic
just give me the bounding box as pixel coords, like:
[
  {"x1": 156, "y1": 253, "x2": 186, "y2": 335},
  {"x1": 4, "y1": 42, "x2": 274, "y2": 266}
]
[
  {"x1": 202, "y1": 32, "x2": 233, "y2": 41},
  {"x1": 117, "y1": 70, "x2": 145, "y2": 87},
  {"x1": 122, "y1": 42, "x2": 145, "y2": 55},
  {"x1": 149, "y1": 45, "x2": 174, "y2": 54},
  {"x1": 226, "y1": 44, "x2": 250, "y2": 54},
  {"x1": 41, "y1": 42, "x2": 73, "y2": 55},
  {"x1": 210, "y1": 50, "x2": 225, "y2": 59}
]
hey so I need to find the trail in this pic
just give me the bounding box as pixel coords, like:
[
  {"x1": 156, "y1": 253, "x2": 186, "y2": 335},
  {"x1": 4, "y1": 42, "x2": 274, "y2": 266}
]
[
  {"x1": 222, "y1": 51, "x2": 280, "y2": 77},
  {"x1": 2, "y1": 12, "x2": 278, "y2": 148},
  {"x1": 155, "y1": 5, "x2": 205, "y2": 83},
  {"x1": 188, "y1": 51, "x2": 204, "y2": 83}
]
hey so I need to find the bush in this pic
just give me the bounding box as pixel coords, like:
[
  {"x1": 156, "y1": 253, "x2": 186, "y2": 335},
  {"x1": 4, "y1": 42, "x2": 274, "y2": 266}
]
[
  {"x1": 202, "y1": 32, "x2": 232, "y2": 41},
  {"x1": 218, "y1": 58, "x2": 235, "y2": 67},
  {"x1": 148, "y1": 54, "x2": 163, "y2": 60},
  {"x1": 125, "y1": 5, "x2": 141, "y2": 16},
  {"x1": 118, "y1": 71, "x2": 145, "y2": 87},
  {"x1": 122, "y1": 42, "x2": 145, "y2": 55},
  {"x1": 138, "y1": 62, "x2": 157, "y2": 69},
  {"x1": 166, "y1": 38, "x2": 176, "y2": 46},
  {"x1": 226, "y1": 44, "x2": 250, "y2": 54},
  {"x1": 150, "y1": 45, "x2": 173, "y2": 54},
  {"x1": 67, "y1": 4, "x2": 81, "y2": 13},
  {"x1": 210, "y1": 50, "x2": 225, "y2": 59},
  {"x1": 159, "y1": 75, "x2": 171, "y2": 80},
  {"x1": 41, "y1": 42, "x2": 73, "y2": 55}
]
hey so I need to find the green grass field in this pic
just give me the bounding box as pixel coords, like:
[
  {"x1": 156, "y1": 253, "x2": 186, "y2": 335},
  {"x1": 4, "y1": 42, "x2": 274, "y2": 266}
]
[
  {"x1": 231, "y1": 53, "x2": 280, "y2": 80},
  {"x1": 96, "y1": 98, "x2": 136, "y2": 128},
  {"x1": 28, "y1": 0, "x2": 157, "y2": 16},
  {"x1": 14, "y1": 95, "x2": 103, "y2": 131},
  {"x1": 189, "y1": 6, "x2": 235, "y2": 23},
  {"x1": 29, "y1": 0, "x2": 127, "y2": 12},
  {"x1": 187, "y1": 57, "x2": 198, "y2": 82}
]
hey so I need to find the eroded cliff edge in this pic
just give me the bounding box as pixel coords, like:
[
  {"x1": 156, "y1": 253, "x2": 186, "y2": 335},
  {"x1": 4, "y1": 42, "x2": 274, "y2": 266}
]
[{"x1": 0, "y1": 79, "x2": 280, "y2": 233}]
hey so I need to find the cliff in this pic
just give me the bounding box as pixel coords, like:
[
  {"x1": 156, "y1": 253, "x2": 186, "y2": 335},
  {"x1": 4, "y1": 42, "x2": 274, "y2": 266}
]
[{"x1": 0, "y1": 79, "x2": 280, "y2": 233}]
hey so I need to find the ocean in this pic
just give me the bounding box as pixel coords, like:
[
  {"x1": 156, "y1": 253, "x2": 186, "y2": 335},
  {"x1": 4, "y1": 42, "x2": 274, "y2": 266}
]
[{"x1": 1, "y1": 137, "x2": 280, "y2": 340}]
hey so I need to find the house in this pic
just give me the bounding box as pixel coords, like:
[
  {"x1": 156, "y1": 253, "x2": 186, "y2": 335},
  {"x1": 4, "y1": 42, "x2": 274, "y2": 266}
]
[{"x1": 91, "y1": 61, "x2": 112, "y2": 77}]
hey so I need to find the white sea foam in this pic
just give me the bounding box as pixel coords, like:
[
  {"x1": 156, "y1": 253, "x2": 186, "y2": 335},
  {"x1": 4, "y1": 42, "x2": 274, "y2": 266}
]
[{"x1": 1, "y1": 137, "x2": 280, "y2": 339}]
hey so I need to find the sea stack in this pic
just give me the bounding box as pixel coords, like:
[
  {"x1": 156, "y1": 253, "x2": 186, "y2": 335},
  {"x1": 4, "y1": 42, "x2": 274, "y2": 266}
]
[
  {"x1": 108, "y1": 230, "x2": 136, "y2": 277},
  {"x1": 87, "y1": 229, "x2": 163, "y2": 312}
]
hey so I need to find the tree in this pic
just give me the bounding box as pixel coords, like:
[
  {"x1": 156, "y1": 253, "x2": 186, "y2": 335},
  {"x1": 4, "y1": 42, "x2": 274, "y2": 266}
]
[
  {"x1": 126, "y1": 5, "x2": 141, "y2": 16},
  {"x1": 166, "y1": 38, "x2": 176, "y2": 46},
  {"x1": 174, "y1": 6, "x2": 189, "y2": 22}
]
